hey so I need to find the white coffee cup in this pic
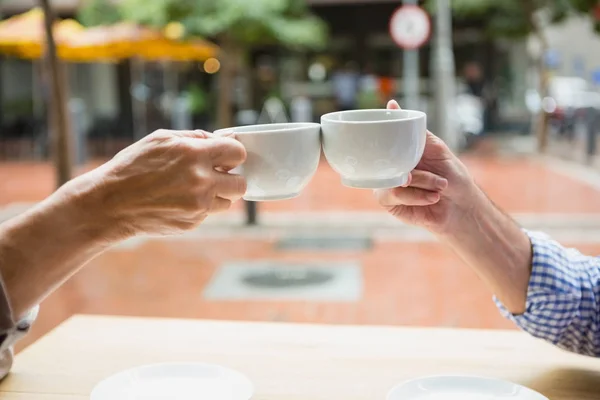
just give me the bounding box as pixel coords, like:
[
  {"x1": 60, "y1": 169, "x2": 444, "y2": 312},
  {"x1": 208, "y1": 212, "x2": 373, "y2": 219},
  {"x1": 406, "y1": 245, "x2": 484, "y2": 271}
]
[
  {"x1": 214, "y1": 122, "x2": 321, "y2": 201},
  {"x1": 320, "y1": 109, "x2": 426, "y2": 189}
]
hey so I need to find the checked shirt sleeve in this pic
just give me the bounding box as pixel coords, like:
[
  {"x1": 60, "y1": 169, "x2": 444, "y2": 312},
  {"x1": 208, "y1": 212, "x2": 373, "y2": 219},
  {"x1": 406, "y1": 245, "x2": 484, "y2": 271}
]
[{"x1": 495, "y1": 230, "x2": 600, "y2": 356}]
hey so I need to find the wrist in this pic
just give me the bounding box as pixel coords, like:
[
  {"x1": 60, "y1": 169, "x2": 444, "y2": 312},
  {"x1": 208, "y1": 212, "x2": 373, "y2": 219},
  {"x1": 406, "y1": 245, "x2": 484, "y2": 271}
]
[
  {"x1": 440, "y1": 185, "x2": 484, "y2": 239},
  {"x1": 51, "y1": 168, "x2": 129, "y2": 244},
  {"x1": 435, "y1": 184, "x2": 532, "y2": 314},
  {"x1": 433, "y1": 178, "x2": 483, "y2": 238}
]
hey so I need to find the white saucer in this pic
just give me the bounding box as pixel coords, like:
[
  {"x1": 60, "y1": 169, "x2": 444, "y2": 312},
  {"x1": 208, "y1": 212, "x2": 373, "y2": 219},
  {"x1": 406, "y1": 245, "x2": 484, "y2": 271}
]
[
  {"x1": 90, "y1": 362, "x2": 254, "y2": 400},
  {"x1": 387, "y1": 375, "x2": 548, "y2": 400}
]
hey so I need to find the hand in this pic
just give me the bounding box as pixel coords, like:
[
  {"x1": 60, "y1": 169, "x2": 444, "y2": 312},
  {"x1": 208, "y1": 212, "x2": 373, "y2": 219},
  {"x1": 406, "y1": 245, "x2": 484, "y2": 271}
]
[
  {"x1": 374, "y1": 100, "x2": 478, "y2": 235},
  {"x1": 80, "y1": 129, "x2": 247, "y2": 238}
]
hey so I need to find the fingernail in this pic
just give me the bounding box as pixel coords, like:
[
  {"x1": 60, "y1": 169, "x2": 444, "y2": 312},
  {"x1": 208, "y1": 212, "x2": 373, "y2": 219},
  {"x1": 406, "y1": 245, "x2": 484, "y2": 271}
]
[
  {"x1": 426, "y1": 192, "x2": 440, "y2": 202},
  {"x1": 387, "y1": 100, "x2": 400, "y2": 109},
  {"x1": 435, "y1": 178, "x2": 448, "y2": 190}
]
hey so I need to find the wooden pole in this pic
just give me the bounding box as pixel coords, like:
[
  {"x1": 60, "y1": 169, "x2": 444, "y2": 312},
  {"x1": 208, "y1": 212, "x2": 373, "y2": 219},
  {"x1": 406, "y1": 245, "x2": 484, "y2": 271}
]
[{"x1": 40, "y1": 0, "x2": 73, "y2": 187}]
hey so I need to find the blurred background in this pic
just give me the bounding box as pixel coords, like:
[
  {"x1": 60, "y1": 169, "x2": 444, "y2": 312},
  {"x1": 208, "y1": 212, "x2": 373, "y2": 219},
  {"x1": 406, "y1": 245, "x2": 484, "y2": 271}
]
[{"x1": 2, "y1": 0, "x2": 600, "y2": 351}]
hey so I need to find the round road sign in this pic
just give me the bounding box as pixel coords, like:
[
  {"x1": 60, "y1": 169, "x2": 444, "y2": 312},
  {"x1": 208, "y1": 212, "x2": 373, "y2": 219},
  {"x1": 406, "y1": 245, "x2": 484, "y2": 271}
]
[{"x1": 389, "y1": 5, "x2": 431, "y2": 50}]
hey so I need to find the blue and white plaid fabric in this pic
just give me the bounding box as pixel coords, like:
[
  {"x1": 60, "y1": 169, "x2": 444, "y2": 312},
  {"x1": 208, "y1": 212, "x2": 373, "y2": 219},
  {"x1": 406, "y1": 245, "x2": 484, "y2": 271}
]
[{"x1": 495, "y1": 230, "x2": 600, "y2": 356}]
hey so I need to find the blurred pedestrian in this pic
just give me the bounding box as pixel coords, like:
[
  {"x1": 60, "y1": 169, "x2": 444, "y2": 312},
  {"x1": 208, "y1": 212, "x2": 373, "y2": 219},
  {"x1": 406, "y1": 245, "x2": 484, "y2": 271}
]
[
  {"x1": 331, "y1": 61, "x2": 359, "y2": 111},
  {"x1": 463, "y1": 62, "x2": 496, "y2": 132}
]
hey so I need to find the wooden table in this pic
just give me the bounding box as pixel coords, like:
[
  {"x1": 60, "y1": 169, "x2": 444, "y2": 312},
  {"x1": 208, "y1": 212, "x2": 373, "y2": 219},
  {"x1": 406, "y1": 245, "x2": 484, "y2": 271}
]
[{"x1": 2, "y1": 315, "x2": 600, "y2": 399}]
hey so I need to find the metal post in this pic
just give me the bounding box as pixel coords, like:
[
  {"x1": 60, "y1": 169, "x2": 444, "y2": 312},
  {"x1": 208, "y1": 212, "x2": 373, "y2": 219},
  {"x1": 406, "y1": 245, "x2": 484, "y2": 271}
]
[
  {"x1": 246, "y1": 201, "x2": 257, "y2": 225},
  {"x1": 432, "y1": 0, "x2": 458, "y2": 151},
  {"x1": 235, "y1": 109, "x2": 260, "y2": 226},
  {"x1": 69, "y1": 98, "x2": 87, "y2": 166},
  {"x1": 403, "y1": 0, "x2": 420, "y2": 110},
  {"x1": 586, "y1": 107, "x2": 598, "y2": 164}
]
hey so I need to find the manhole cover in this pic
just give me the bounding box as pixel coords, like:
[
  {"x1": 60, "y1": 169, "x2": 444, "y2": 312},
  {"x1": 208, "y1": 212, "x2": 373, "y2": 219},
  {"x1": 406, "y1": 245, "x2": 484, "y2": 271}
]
[
  {"x1": 242, "y1": 269, "x2": 333, "y2": 289},
  {"x1": 276, "y1": 236, "x2": 372, "y2": 251},
  {"x1": 203, "y1": 261, "x2": 362, "y2": 301}
]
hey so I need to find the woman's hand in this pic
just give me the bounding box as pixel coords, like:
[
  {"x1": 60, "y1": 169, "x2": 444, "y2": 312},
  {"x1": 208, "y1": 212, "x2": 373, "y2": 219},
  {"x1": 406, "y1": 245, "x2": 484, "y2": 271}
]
[{"x1": 81, "y1": 129, "x2": 247, "y2": 238}]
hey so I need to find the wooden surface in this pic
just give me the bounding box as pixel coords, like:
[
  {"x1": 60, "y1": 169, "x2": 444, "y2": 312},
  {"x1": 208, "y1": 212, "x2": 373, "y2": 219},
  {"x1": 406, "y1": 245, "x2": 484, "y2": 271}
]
[{"x1": 2, "y1": 315, "x2": 600, "y2": 399}]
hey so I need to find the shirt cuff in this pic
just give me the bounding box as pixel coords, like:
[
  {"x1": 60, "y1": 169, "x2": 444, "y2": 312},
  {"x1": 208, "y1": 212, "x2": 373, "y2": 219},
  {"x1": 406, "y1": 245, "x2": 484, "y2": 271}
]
[{"x1": 494, "y1": 229, "x2": 583, "y2": 349}]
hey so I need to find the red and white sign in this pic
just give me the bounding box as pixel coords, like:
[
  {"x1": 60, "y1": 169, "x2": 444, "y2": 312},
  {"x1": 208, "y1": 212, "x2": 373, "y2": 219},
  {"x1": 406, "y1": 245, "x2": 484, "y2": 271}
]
[{"x1": 389, "y1": 5, "x2": 431, "y2": 50}]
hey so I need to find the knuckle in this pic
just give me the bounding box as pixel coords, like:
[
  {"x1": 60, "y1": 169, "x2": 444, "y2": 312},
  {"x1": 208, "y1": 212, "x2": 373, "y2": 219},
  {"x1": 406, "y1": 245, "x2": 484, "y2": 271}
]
[
  {"x1": 232, "y1": 142, "x2": 247, "y2": 163},
  {"x1": 187, "y1": 170, "x2": 206, "y2": 187},
  {"x1": 190, "y1": 210, "x2": 208, "y2": 223},
  {"x1": 218, "y1": 199, "x2": 233, "y2": 211},
  {"x1": 235, "y1": 175, "x2": 248, "y2": 195},
  {"x1": 150, "y1": 129, "x2": 170, "y2": 141},
  {"x1": 192, "y1": 196, "x2": 212, "y2": 212},
  {"x1": 375, "y1": 189, "x2": 395, "y2": 206}
]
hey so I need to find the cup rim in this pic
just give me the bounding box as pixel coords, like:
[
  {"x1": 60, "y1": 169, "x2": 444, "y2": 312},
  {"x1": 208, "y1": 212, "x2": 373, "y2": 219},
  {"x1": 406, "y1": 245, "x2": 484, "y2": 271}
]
[
  {"x1": 214, "y1": 122, "x2": 321, "y2": 135},
  {"x1": 320, "y1": 109, "x2": 425, "y2": 124}
]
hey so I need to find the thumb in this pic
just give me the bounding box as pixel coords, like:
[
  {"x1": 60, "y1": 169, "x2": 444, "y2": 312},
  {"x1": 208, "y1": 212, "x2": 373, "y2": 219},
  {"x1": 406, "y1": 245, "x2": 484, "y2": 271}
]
[
  {"x1": 174, "y1": 129, "x2": 213, "y2": 139},
  {"x1": 213, "y1": 130, "x2": 236, "y2": 139},
  {"x1": 387, "y1": 99, "x2": 401, "y2": 110}
]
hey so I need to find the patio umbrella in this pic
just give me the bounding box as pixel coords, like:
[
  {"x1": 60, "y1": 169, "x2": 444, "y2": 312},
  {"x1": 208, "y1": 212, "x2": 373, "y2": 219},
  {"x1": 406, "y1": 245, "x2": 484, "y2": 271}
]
[
  {"x1": 0, "y1": 10, "x2": 219, "y2": 63},
  {"x1": 65, "y1": 22, "x2": 218, "y2": 62},
  {"x1": 62, "y1": 22, "x2": 158, "y2": 62},
  {"x1": 0, "y1": 8, "x2": 85, "y2": 60},
  {"x1": 135, "y1": 37, "x2": 218, "y2": 62}
]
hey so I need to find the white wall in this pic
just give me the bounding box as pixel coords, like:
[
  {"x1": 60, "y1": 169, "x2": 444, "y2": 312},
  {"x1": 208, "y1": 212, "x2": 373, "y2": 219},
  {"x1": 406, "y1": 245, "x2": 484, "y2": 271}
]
[{"x1": 542, "y1": 16, "x2": 600, "y2": 80}]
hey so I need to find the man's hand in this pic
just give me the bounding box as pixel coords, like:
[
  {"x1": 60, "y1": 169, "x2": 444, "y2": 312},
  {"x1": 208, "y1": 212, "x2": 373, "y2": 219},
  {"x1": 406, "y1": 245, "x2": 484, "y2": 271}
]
[
  {"x1": 374, "y1": 100, "x2": 532, "y2": 314},
  {"x1": 79, "y1": 129, "x2": 247, "y2": 238},
  {"x1": 374, "y1": 100, "x2": 478, "y2": 235}
]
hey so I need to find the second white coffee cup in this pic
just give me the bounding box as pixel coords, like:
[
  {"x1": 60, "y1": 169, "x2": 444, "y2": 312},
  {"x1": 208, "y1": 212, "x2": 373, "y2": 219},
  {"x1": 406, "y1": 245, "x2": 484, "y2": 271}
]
[
  {"x1": 214, "y1": 122, "x2": 321, "y2": 201},
  {"x1": 320, "y1": 109, "x2": 427, "y2": 189}
]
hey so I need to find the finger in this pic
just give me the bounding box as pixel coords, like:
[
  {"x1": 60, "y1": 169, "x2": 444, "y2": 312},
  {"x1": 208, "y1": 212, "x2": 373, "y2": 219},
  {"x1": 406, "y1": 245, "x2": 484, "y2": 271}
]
[
  {"x1": 213, "y1": 130, "x2": 235, "y2": 139},
  {"x1": 209, "y1": 196, "x2": 232, "y2": 213},
  {"x1": 409, "y1": 170, "x2": 448, "y2": 191},
  {"x1": 210, "y1": 132, "x2": 239, "y2": 173},
  {"x1": 175, "y1": 129, "x2": 213, "y2": 139},
  {"x1": 212, "y1": 171, "x2": 247, "y2": 201},
  {"x1": 203, "y1": 137, "x2": 247, "y2": 170},
  {"x1": 375, "y1": 187, "x2": 441, "y2": 207},
  {"x1": 387, "y1": 100, "x2": 401, "y2": 110},
  {"x1": 401, "y1": 172, "x2": 412, "y2": 187}
]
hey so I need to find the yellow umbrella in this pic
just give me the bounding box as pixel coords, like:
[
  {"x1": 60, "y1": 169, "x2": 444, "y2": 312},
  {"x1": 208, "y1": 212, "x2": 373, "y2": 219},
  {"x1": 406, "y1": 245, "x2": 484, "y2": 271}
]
[
  {"x1": 0, "y1": 9, "x2": 218, "y2": 63},
  {"x1": 62, "y1": 22, "x2": 158, "y2": 62},
  {"x1": 0, "y1": 7, "x2": 85, "y2": 60},
  {"x1": 66, "y1": 21, "x2": 218, "y2": 62},
  {"x1": 135, "y1": 37, "x2": 218, "y2": 62}
]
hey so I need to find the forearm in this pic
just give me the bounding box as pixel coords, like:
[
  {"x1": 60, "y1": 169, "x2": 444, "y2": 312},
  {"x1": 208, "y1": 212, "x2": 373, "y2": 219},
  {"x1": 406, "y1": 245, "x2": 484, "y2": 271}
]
[
  {"x1": 0, "y1": 171, "x2": 119, "y2": 318},
  {"x1": 438, "y1": 186, "x2": 532, "y2": 314}
]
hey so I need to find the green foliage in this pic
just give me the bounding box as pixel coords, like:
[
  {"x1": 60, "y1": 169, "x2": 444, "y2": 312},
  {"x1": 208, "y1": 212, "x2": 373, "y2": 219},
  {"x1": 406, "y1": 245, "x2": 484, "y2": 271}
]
[
  {"x1": 118, "y1": 0, "x2": 328, "y2": 50},
  {"x1": 77, "y1": 0, "x2": 122, "y2": 27},
  {"x1": 186, "y1": 83, "x2": 208, "y2": 115},
  {"x1": 426, "y1": 0, "x2": 599, "y2": 38}
]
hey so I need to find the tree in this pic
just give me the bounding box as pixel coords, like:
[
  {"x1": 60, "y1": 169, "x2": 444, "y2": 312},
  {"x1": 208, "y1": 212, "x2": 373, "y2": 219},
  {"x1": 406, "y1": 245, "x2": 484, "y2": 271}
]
[
  {"x1": 39, "y1": 0, "x2": 73, "y2": 187},
  {"x1": 79, "y1": 0, "x2": 328, "y2": 129},
  {"x1": 77, "y1": 0, "x2": 122, "y2": 27},
  {"x1": 427, "y1": 0, "x2": 600, "y2": 152}
]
